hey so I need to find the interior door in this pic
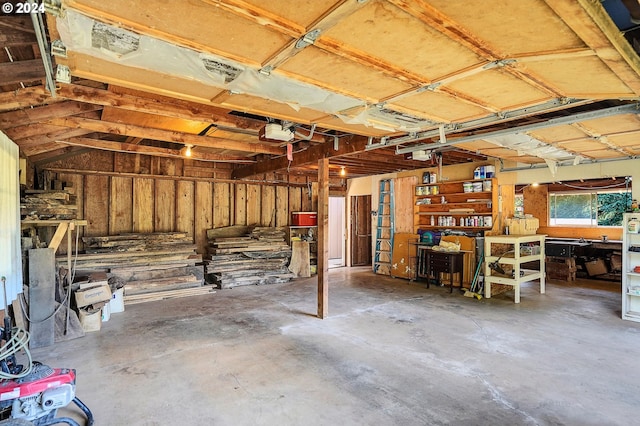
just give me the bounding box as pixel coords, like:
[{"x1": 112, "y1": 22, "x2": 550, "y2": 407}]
[
  {"x1": 350, "y1": 195, "x2": 371, "y2": 266},
  {"x1": 329, "y1": 196, "x2": 345, "y2": 267}
]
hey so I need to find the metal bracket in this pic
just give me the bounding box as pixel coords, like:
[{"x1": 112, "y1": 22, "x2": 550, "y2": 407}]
[
  {"x1": 258, "y1": 65, "x2": 272, "y2": 76},
  {"x1": 43, "y1": 0, "x2": 63, "y2": 16},
  {"x1": 51, "y1": 40, "x2": 67, "y2": 58},
  {"x1": 56, "y1": 65, "x2": 71, "y2": 84},
  {"x1": 295, "y1": 29, "x2": 322, "y2": 49}
]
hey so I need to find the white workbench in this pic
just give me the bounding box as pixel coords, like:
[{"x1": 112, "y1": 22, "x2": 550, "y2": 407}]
[{"x1": 484, "y1": 234, "x2": 546, "y2": 303}]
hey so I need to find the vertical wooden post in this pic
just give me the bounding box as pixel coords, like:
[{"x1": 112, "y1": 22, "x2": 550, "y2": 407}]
[{"x1": 317, "y1": 157, "x2": 329, "y2": 319}]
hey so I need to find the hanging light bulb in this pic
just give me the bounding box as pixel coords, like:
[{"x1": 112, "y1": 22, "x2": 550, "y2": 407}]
[
  {"x1": 340, "y1": 166, "x2": 346, "y2": 177},
  {"x1": 184, "y1": 144, "x2": 192, "y2": 157}
]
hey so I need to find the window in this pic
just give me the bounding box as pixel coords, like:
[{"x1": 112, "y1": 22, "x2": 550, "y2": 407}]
[{"x1": 549, "y1": 190, "x2": 629, "y2": 227}]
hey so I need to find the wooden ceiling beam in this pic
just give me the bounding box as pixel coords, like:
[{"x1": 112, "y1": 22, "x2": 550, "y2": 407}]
[
  {"x1": 0, "y1": 85, "x2": 62, "y2": 112},
  {"x1": 13, "y1": 127, "x2": 95, "y2": 148},
  {"x1": 0, "y1": 100, "x2": 102, "y2": 129},
  {"x1": 26, "y1": 145, "x2": 90, "y2": 164},
  {"x1": 232, "y1": 134, "x2": 369, "y2": 179},
  {"x1": 59, "y1": 137, "x2": 257, "y2": 163},
  {"x1": 0, "y1": 59, "x2": 44, "y2": 86},
  {"x1": 46, "y1": 116, "x2": 284, "y2": 155},
  {"x1": 7, "y1": 83, "x2": 268, "y2": 131}
]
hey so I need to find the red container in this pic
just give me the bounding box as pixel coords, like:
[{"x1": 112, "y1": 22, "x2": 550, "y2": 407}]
[{"x1": 291, "y1": 212, "x2": 317, "y2": 226}]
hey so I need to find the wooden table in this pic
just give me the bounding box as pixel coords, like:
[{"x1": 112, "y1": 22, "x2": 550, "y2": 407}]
[{"x1": 417, "y1": 246, "x2": 466, "y2": 292}]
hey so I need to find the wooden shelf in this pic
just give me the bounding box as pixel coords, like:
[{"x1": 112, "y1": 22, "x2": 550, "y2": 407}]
[{"x1": 413, "y1": 178, "x2": 497, "y2": 233}]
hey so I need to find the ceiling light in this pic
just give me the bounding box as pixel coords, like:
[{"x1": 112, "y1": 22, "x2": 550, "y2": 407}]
[
  {"x1": 532, "y1": 182, "x2": 539, "y2": 187},
  {"x1": 340, "y1": 166, "x2": 346, "y2": 177},
  {"x1": 184, "y1": 145, "x2": 192, "y2": 157}
]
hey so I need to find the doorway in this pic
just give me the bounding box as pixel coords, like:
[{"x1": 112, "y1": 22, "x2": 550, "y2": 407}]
[
  {"x1": 350, "y1": 194, "x2": 372, "y2": 267},
  {"x1": 329, "y1": 196, "x2": 345, "y2": 268}
]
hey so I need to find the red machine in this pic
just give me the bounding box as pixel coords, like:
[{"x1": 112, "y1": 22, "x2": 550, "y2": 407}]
[{"x1": 0, "y1": 277, "x2": 93, "y2": 426}]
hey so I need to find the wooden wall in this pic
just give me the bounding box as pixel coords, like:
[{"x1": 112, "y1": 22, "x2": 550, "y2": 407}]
[{"x1": 42, "y1": 151, "x2": 329, "y2": 254}]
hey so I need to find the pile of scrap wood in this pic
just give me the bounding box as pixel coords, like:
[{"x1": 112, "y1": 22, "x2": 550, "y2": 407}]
[
  {"x1": 21, "y1": 189, "x2": 77, "y2": 220},
  {"x1": 205, "y1": 226, "x2": 294, "y2": 289},
  {"x1": 56, "y1": 232, "x2": 212, "y2": 305}
]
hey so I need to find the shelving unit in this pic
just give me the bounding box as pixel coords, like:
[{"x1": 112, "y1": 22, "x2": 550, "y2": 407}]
[
  {"x1": 288, "y1": 226, "x2": 317, "y2": 274},
  {"x1": 484, "y1": 234, "x2": 546, "y2": 303},
  {"x1": 413, "y1": 178, "x2": 496, "y2": 232},
  {"x1": 622, "y1": 213, "x2": 640, "y2": 322}
]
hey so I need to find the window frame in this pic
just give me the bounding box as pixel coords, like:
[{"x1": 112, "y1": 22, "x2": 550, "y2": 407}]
[{"x1": 548, "y1": 189, "x2": 627, "y2": 228}]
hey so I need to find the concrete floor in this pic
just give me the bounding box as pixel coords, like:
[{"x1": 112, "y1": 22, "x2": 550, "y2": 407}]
[{"x1": 32, "y1": 267, "x2": 640, "y2": 426}]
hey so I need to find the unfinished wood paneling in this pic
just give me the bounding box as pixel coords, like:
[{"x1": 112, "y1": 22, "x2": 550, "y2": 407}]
[
  {"x1": 524, "y1": 184, "x2": 549, "y2": 227},
  {"x1": 234, "y1": 183, "x2": 247, "y2": 226},
  {"x1": 394, "y1": 176, "x2": 417, "y2": 233},
  {"x1": 213, "y1": 182, "x2": 231, "y2": 228},
  {"x1": 154, "y1": 179, "x2": 175, "y2": 232},
  {"x1": 261, "y1": 184, "x2": 276, "y2": 226},
  {"x1": 289, "y1": 187, "x2": 302, "y2": 218},
  {"x1": 176, "y1": 180, "x2": 195, "y2": 238},
  {"x1": 109, "y1": 176, "x2": 133, "y2": 234},
  {"x1": 84, "y1": 174, "x2": 109, "y2": 236},
  {"x1": 195, "y1": 181, "x2": 213, "y2": 255},
  {"x1": 133, "y1": 178, "x2": 154, "y2": 232},
  {"x1": 246, "y1": 184, "x2": 261, "y2": 226},
  {"x1": 276, "y1": 186, "x2": 289, "y2": 227}
]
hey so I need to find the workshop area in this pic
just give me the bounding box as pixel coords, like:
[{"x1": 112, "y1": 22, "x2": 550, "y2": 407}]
[{"x1": 2, "y1": 1, "x2": 640, "y2": 425}]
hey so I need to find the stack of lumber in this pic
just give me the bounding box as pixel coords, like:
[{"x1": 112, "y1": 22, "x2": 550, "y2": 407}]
[
  {"x1": 206, "y1": 226, "x2": 294, "y2": 289},
  {"x1": 21, "y1": 189, "x2": 77, "y2": 220},
  {"x1": 56, "y1": 232, "x2": 210, "y2": 305}
]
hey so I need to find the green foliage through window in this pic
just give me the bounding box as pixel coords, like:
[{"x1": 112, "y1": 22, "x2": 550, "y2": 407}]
[{"x1": 550, "y1": 191, "x2": 629, "y2": 227}]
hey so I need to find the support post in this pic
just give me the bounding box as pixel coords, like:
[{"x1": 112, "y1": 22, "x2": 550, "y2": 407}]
[{"x1": 317, "y1": 157, "x2": 329, "y2": 318}]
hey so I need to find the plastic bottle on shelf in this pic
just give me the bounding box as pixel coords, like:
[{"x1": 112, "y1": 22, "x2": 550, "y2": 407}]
[{"x1": 430, "y1": 215, "x2": 435, "y2": 226}]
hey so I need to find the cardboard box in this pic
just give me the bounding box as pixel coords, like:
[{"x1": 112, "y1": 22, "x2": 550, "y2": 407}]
[
  {"x1": 505, "y1": 217, "x2": 539, "y2": 235},
  {"x1": 74, "y1": 283, "x2": 112, "y2": 308},
  {"x1": 585, "y1": 258, "x2": 607, "y2": 276},
  {"x1": 291, "y1": 212, "x2": 317, "y2": 226},
  {"x1": 78, "y1": 308, "x2": 102, "y2": 332}
]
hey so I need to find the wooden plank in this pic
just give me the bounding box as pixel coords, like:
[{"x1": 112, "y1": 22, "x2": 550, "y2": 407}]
[
  {"x1": 176, "y1": 180, "x2": 195, "y2": 238},
  {"x1": 261, "y1": 182, "x2": 275, "y2": 226},
  {"x1": 195, "y1": 181, "x2": 213, "y2": 255},
  {"x1": 109, "y1": 177, "x2": 133, "y2": 234},
  {"x1": 155, "y1": 179, "x2": 175, "y2": 232},
  {"x1": 213, "y1": 182, "x2": 230, "y2": 228},
  {"x1": 276, "y1": 186, "x2": 288, "y2": 227},
  {"x1": 394, "y1": 176, "x2": 418, "y2": 233},
  {"x1": 0, "y1": 101, "x2": 101, "y2": 129},
  {"x1": 11, "y1": 299, "x2": 26, "y2": 331},
  {"x1": 288, "y1": 241, "x2": 311, "y2": 278},
  {"x1": 234, "y1": 183, "x2": 247, "y2": 226},
  {"x1": 47, "y1": 222, "x2": 69, "y2": 252},
  {"x1": 289, "y1": 187, "x2": 302, "y2": 221},
  {"x1": 0, "y1": 59, "x2": 45, "y2": 85},
  {"x1": 133, "y1": 178, "x2": 154, "y2": 233},
  {"x1": 84, "y1": 175, "x2": 109, "y2": 236},
  {"x1": 246, "y1": 184, "x2": 261, "y2": 226},
  {"x1": 28, "y1": 248, "x2": 55, "y2": 348}
]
